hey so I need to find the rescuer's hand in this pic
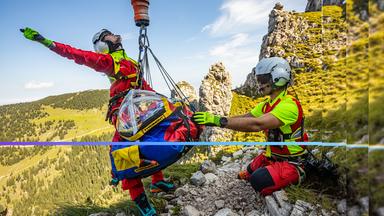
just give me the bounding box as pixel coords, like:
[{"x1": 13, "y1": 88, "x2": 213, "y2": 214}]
[
  {"x1": 20, "y1": 27, "x2": 54, "y2": 48},
  {"x1": 192, "y1": 112, "x2": 221, "y2": 127}
]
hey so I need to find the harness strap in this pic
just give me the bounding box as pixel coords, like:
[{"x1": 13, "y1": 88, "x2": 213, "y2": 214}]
[
  {"x1": 105, "y1": 90, "x2": 130, "y2": 122},
  {"x1": 174, "y1": 107, "x2": 193, "y2": 142}
]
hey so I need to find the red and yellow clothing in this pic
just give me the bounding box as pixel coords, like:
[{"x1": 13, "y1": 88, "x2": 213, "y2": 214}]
[
  {"x1": 245, "y1": 90, "x2": 308, "y2": 196},
  {"x1": 51, "y1": 42, "x2": 153, "y2": 111},
  {"x1": 250, "y1": 89, "x2": 307, "y2": 158}
]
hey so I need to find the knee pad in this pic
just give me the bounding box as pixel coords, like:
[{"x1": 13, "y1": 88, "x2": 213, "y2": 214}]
[{"x1": 250, "y1": 167, "x2": 275, "y2": 192}]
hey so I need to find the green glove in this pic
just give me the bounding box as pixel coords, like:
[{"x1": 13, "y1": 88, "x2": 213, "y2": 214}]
[
  {"x1": 192, "y1": 112, "x2": 221, "y2": 127},
  {"x1": 20, "y1": 27, "x2": 53, "y2": 48}
]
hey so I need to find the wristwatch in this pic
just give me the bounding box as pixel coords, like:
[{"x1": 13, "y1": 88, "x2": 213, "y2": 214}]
[{"x1": 219, "y1": 117, "x2": 228, "y2": 128}]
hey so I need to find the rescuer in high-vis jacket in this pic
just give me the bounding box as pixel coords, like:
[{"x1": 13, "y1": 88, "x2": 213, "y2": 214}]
[
  {"x1": 193, "y1": 57, "x2": 309, "y2": 196},
  {"x1": 22, "y1": 27, "x2": 173, "y2": 216}
]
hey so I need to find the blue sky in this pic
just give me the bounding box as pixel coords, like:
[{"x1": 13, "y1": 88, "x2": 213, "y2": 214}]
[{"x1": 0, "y1": 0, "x2": 305, "y2": 105}]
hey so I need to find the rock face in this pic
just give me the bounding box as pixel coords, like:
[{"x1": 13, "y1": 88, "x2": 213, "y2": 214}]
[
  {"x1": 199, "y1": 62, "x2": 233, "y2": 141},
  {"x1": 236, "y1": 2, "x2": 346, "y2": 100},
  {"x1": 305, "y1": 0, "x2": 344, "y2": 12},
  {"x1": 236, "y1": 5, "x2": 311, "y2": 97},
  {"x1": 171, "y1": 81, "x2": 199, "y2": 110},
  {"x1": 305, "y1": 0, "x2": 322, "y2": 12}
]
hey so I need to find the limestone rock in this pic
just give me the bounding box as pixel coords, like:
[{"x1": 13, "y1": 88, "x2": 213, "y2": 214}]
[
  {"x1": 358, "y1": 196, "x2": 369, "y2": 213},
  {"x1": 174, "y1": 151, "x2": 264, "y2": 215},
  {"x1": 376, "y1": 207, "x2": 384, "y2": 216},
  {"x1": 88, "y1": 213, "x2": 112, "y2": 216},
  {"x1": 171, "y1": 81, "x2": 199, "y2": 110},
  {"x1": 190, "y1": 171, "x2": 206, "y2": 186},
  {"x1": 200, "y1": 160, "x2": 217, "y2": 174},
  {"x1": 215, "y1": 200, "x2": 225, "y2": 209},
  {"x1": 175, "y1": 187, "x2": 188, "y2": 197},
  {"x1": 245, "y1": 210, "x2": 261, "y2": 216},
  {"x1": 214, "y1": 208, "x2": 238, "y2": 216},
  {"x1": 289, "y1": 200, "x2": 314, "y2": 216},
  {"x1": 218, "y1": 162, "x2": 241, "y2": 173},
  {"x1": 204, "y1": 173, "x2": 219, "y2": 184},
  {"x1": 199, "y1": 62, "x2": 233, "y2": 141},
  {"x1": 265, "y1": 190, "x2": 292, "y2": 216},
  {"x1": 274, "y1": 3, "x2": 284, "y2": 10},
  {"x1": 347, "y1": 205, "x2": 361, "y2": 216},
  {"x1": 305, "y1": 0, "x2": 322, "y2": 12},
  {"x1": 232, "y1": 150, "x2": 243, "y2": 159},
  {"x1": 183, "y1": 205, "x2": 201, "y2": 216},
  {"x1": 337, "y1": 199, "x2": 347, "y2": 214}
]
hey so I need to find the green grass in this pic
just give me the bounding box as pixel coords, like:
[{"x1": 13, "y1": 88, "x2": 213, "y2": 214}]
[{"x1": 32, "y1": 105, "x2": 114, "y2": 141}]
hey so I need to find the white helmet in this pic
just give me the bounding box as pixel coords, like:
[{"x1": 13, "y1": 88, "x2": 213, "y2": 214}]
[
  {"x1": 253, "y1": 57, "x2": 291, "y2": 87},
  {"x1": 92, "y1": 29, "x2": 112, "y2": 53}
]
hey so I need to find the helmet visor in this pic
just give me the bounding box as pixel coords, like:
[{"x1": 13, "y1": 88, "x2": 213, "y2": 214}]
[{"x1": 256, "y1": 74, "x2": 272, "y2": 85}]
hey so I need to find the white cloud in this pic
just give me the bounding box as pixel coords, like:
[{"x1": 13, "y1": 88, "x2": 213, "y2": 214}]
[
  {"x1": 209, "y1": 33, "x2": 251, "y2": 57},
  {"x1": 208, "y1": 32, "x2": 262, "y2": 87},
  {"x1": 24, "y1": 81, "x2": 54, "y2": 89},
  {"x1": 202, "y1": 0, "x2": 272, "y2": 37}
]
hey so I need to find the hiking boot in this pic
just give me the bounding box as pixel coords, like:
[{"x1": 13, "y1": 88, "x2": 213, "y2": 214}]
[
  {"x1": 150, "y1": 180, "x2": 176, "y2": 193},
  {"x1": 134, "y1": 192, "x2": 157, "y2": 216},
  {"x1": 237, "y1": 170, "x2": 251, "y2": 181}
]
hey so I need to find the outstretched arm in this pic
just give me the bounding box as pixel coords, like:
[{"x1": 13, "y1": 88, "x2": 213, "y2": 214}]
[
  {"x1": 51, "y1": 42, "x2": 114, "y2": 75},
  {"x1": 21, "y1": 27, "x2": 114, "y2": 75}
]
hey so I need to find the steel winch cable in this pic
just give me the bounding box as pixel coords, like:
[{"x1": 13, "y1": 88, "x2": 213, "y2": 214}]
[{"x1": 136, "y1": 26, "x2": 196, "y2": 112}]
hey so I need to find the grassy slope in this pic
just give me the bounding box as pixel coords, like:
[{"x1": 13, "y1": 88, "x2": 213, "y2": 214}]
[
  {"x1": 0, "y1": 89, "x2": 114, "y2": 142},
  {"x1": 33, "y1": 105, "x2": 114, "y2": 141}
]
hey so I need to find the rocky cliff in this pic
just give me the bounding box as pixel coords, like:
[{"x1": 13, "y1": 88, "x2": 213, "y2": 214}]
[
  {"x1": 305, "y1": 0, "x2": 344, "y2": 12},
  {"x1": 198, "y1": 62, "x2": 233, "y2": 142}
]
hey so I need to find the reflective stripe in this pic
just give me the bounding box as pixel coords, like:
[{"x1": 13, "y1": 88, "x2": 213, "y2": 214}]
[{"x1": 262, "y1": 90, "x2": 306, "y2": 157}]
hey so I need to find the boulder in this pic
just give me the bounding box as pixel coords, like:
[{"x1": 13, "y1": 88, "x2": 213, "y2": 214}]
[
  {"x1": 183, "y1": 205, "x2": 201, "y2": 216},
  {"x1": 358, "y1": 196, "x2": 369, "y2": 213},
  {"x1": 191, "y1": 171, "x2": 206, "y2": 186},
  {"x1": 214, "y1": 208, "x2": 239, "y2": 216},
  {"x1": 337, "y1": 199, "x2": 347, "y2": 214},
  {"x1": 205, "y1": 173, "x2": 219, "y2": 184},
  {"x1": 175, "y1": 187, "x2": 188, "y2": 197},
  {"x1": 289, "y1": 200, "x2": 314, "y2": 216},
  {"x1": 233, "y1": 150, "x2": 243, "y2": 159},
  {"x1": 215, "y1": 200, "x2": 225, "y2": 209},
  {"x1": 200, "y1": 160, "x2": 217, "y2": 174}
]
